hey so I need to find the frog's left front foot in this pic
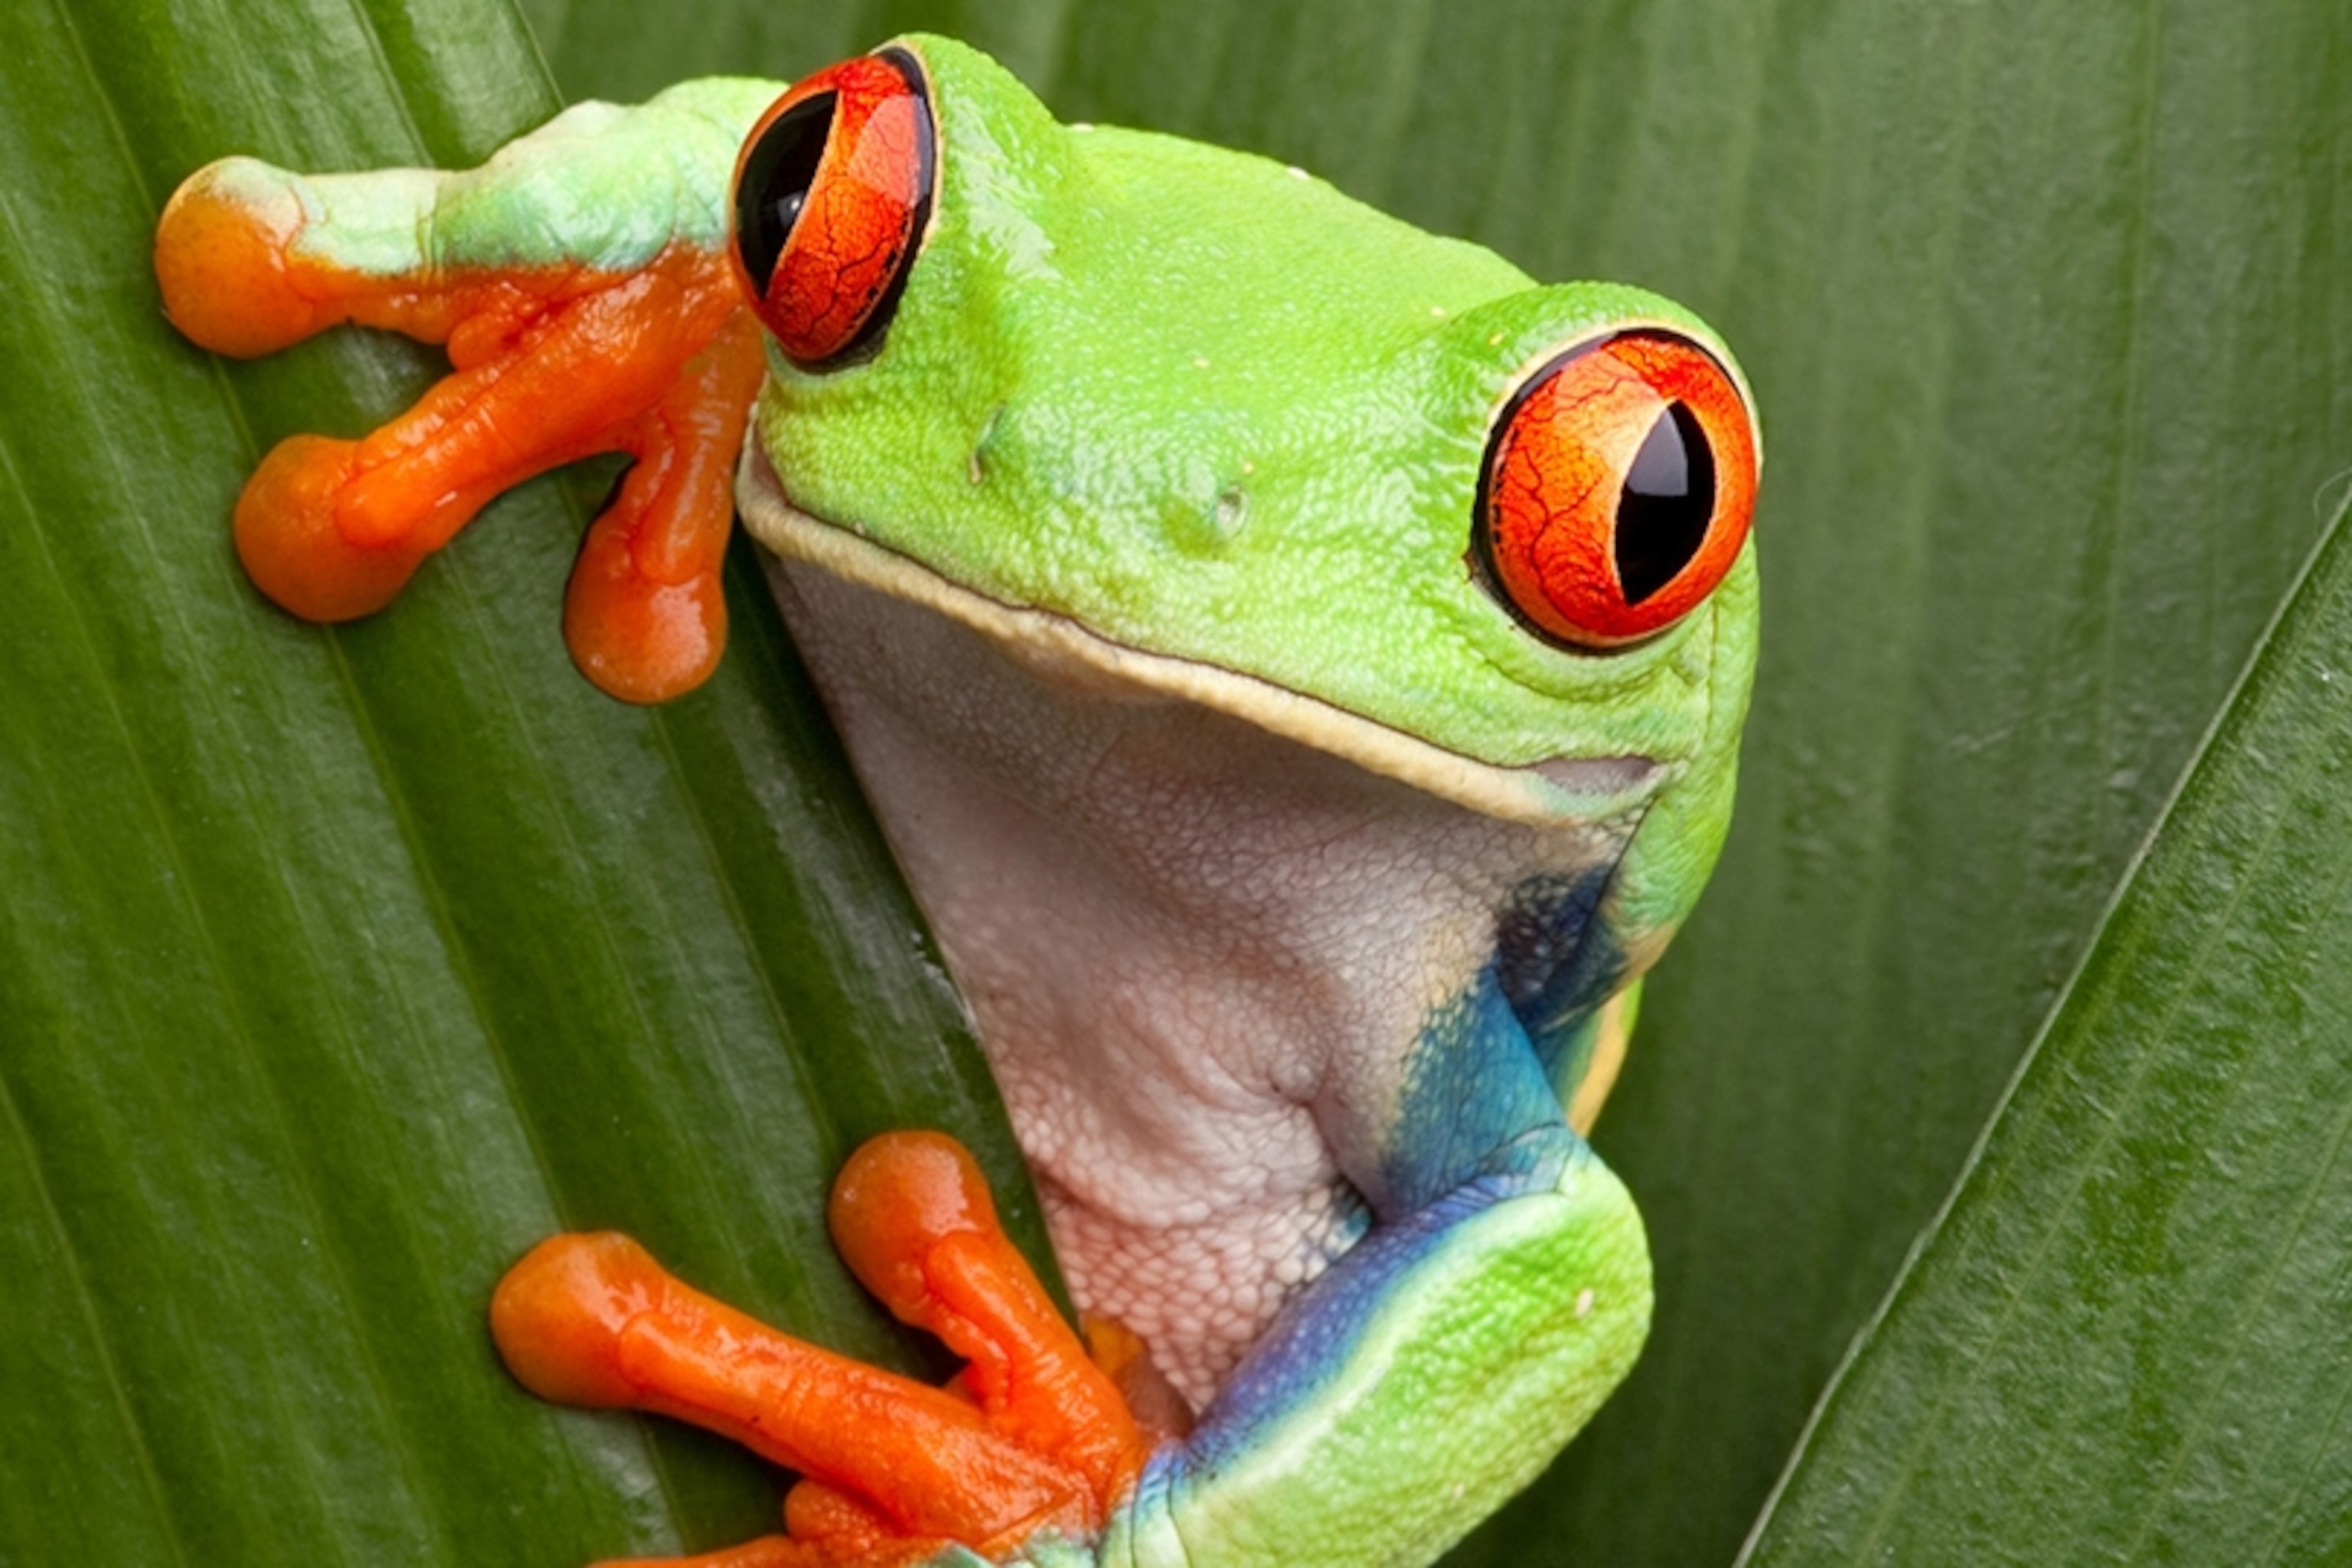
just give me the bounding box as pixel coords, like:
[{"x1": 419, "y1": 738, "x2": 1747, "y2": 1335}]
[
  {"x1": 153, "y1": 86, "x2": 780, "y2": 701},
  {"x1": 492, "y1": 1132, "x2": 1155, "y2": 1566}
]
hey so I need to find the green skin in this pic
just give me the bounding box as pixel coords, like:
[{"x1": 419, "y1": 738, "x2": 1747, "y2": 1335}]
[{"x1": 238, "y1": 34, "x2": 1759, "y2": 1566}]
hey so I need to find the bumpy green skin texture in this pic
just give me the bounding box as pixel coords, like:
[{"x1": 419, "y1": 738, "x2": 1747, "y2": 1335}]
[
  {"x1": 1607, "y1": 577, "x2": 1751, "y2": 943},
  {"x1": 276, "y1": 79, "x2": 780, "y2": 277},
  {"x1": 757, "y1": 38, "x2": 1759, "y2": 785},
  {"x1": 1113, "y1": 1157, "x2": 1648, "y2": 1566}
]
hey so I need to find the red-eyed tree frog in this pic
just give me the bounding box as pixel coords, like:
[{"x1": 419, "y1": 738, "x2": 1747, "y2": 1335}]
[{"x1": 154, "y1": 35, "x2": 1759, "y2": 1568}]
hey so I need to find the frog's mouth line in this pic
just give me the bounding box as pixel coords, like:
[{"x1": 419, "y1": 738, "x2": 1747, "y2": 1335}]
[{"x1": 736, "y1": 443, "x2": 1664, "y2": 828}]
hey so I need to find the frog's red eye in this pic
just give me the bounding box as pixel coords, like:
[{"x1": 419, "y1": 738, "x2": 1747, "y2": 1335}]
[
  {"x1": 731, "y1": 48, "x2": 935, "y2": 368},
  {"x1": 1475, "y1": 331, "x2": 1757, "y2": 648}
]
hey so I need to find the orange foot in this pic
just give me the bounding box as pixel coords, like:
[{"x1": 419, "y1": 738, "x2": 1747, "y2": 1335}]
[
  {"x1": 155, "y1": 160, "x2": 764, "y2": 703},
  {"x1": 492, "y1": 1132, "x2": 1161, "y2": 1566}
]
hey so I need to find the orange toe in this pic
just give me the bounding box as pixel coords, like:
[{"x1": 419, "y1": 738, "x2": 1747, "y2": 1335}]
[
  {"x1": 492, "y1": 1136, "x2": 1161, "y2": 1566},
  {"x1": 155, "y1": 158, "x2": 328, "y2": 358},
  {"x1": 828, "y1": 1132, "x2": 1155, "y2": 1502},
  {"x1": 234, "y1": 435, "x2": 430, "y2": 622},
  {"x1": 827, "y1": 1132, "x2": 1001, "y2": 1327},
  {"x1": 489, "y1": 1232, "x2": 668, "y2": 1410},
  {"x1": 490, "y1": 1227, "x2": 1097, "y2": 1547},
  {"x1": 563, "y1": 515, "x2": 728, "y2": 704}
]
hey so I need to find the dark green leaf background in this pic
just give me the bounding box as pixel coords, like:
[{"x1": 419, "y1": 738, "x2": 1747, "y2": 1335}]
[{"x1": 4, "y1": 0, "x2": 2346, "y2": 1563}]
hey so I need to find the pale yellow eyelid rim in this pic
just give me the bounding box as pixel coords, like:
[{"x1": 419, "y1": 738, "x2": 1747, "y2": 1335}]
[{"x1": 737, "y1": 444, "x2": 1660, "y2": 828}]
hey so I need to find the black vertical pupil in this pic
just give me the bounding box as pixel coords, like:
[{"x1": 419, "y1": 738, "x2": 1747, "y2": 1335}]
[
  {"x1": 735, "y1": 92, "x2": 837, "y2": 289},
  {"x1": 1615, "y1": 401, "x2": 1715, "y2": 604}
]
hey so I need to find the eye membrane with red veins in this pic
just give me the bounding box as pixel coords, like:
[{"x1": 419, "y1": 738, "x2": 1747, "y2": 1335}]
[
  {"x1": 1475, "y1": 331, "x2": 1758, "y2": 648},
  {"x1": 730, "y1": 47, "x2": 936, "y2": 369}
]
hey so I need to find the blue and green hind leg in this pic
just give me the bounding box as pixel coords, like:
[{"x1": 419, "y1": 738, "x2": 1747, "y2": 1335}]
[{"x1": 1106, "y1": 962, "x2": 1650, "y2": 1566}]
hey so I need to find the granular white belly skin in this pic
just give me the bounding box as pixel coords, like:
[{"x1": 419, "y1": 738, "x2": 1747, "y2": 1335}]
[
  {"x1": 887, "y1": 754, "x2": 1460, "y2": 1407},
  {"x1": 1038, "y1": 1166, "x2": 1364, "y2": 1406},
  {"x1": 773, "y1": 559, "x2": 1626, "y2": 1410}
]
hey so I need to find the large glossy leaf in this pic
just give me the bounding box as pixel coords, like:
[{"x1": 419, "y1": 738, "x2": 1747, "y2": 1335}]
[
  {"x1": 5, "y1": 0, "x2": 2348, "y2": 1566},
  {"x1": 1739, "y1": 488, "x2": 2352, "y2": 1563},
  {"x1": 1, "y1": 0, "x2": 1037, "y2": 1561}
]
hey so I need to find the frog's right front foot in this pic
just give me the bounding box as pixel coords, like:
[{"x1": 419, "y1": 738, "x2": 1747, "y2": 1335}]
[
  {"x1": 492, "y1": 1132, "x2": 1158, "y2": 1566},
  {"x1": 152, "y1": 83, "x2": 781, "y2": 701}
]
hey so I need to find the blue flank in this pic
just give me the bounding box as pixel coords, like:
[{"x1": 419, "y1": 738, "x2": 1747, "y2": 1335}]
[
  {"x1": 1377, "y1": 966, "x2": 1576, "y2": 1216},
  {"x1": 1159, "y1": 868, "x2": 1627, "y2": 1486},
  {"x1": 1493, "y1": 867, "x2": 1627, "y2": 1089}
]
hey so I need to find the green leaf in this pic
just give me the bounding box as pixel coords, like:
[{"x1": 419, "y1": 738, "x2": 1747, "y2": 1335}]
[
  {"x1": 4, "y1": 0, "x2": 2348, "y2": 1564},
  {"x1": 1, "y1": 0, "x2": 1035, "y2": 1561},
  {"x1": 1742, "y1": 485, "x2": 2352, "y2": 1566}
]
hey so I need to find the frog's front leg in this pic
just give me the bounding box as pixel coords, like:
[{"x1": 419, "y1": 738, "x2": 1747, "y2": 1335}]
[{"x1": 153, "y1": 81, "x2": 782, "y2": 701}]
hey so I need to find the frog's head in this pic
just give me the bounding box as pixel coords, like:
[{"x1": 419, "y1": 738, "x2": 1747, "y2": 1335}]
[{"x1": 730, "y1": 35, "x2": 1760, "y2": 834}]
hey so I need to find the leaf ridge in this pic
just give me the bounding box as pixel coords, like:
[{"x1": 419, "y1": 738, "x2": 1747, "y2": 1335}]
[{"x1": 0, "y1": 1062, "x2": 194, "y2": 1568}]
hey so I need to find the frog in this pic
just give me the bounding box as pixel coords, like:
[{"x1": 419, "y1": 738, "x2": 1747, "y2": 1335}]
[{"x1": 153, "y1": 34, "x2": 1759, "y2": 1568}]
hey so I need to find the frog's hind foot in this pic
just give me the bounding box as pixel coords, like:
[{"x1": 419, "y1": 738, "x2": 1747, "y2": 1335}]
[{"x1": 492, "y1": 1132, "x2": 1155, "y2": 1566}]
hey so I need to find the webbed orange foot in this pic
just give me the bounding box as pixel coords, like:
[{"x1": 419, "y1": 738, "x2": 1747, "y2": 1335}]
[
  {"x1": 155, "y1": 145, "x2": 766, "y2": 703},
  {"x1": 492, "y1": 1133, "x2": 1156, "y2": 1566}
]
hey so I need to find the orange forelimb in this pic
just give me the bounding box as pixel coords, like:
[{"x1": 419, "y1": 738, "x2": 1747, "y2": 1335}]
[
  {"x1": 564, "y1": 310, "x2": 766, "y2": 702},
  {"x1": 155, "y1": 163, "x2": 766, "y2": 703}
]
